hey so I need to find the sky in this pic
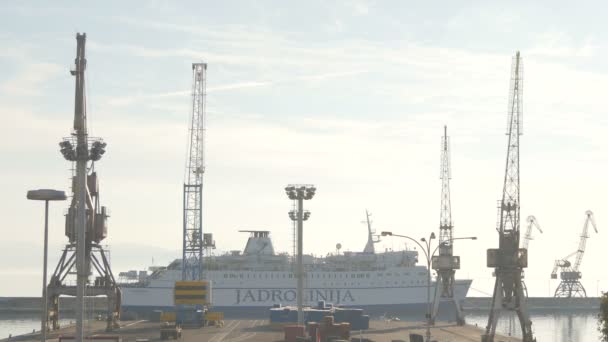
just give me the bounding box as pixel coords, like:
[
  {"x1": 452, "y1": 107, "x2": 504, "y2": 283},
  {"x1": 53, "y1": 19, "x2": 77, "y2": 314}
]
[{"x1": 1, "y1": 1, "x2": 608, "y2": 298}]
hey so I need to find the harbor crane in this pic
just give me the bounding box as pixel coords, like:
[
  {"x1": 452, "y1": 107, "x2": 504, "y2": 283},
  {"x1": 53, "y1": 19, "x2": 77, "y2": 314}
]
[
  {"x1": 482, "y1": 52, "x2": 535, "y2": 342},
  {"x1": 551, "y1": 210, "x2": 598, "y2": 298},
  {"x1": 182, "y1": 63, "x2": 209, "y2": 281},
  {"x1": 430, "y1": 126, "x2": 465, "y2": 326},
  {"x1": 521, "y1": 216, "x2": 542, "y2": 297}
]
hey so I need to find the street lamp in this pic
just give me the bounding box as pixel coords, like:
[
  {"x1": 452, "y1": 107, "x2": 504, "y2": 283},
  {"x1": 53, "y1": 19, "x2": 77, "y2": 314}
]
[
  {"x1": 381, "y1": 231, "x2": 476, "y2": 342},
  {"x1": 285, "y1": 184, "x2": 315, "y2": 326},
  {"x1": 27, "y1": 189, "x2": 67, "y2": 342}
]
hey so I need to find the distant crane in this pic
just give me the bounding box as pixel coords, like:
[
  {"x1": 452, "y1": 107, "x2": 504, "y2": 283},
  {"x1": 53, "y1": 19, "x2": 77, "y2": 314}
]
[
  {"x1": 521, "y1": 215, "x2": 543, "y2": 297},
  {"x1": 182, "y1": 63, "x2": 207, "y2": 281},
  {"x1": 482, "y1": 52, "x2": 535, "y2": 342},
  {"x1": 551, "y1": 210, "x2": 598, "y2": 298},
  {"x1": 430, "y1": 126, "x2": 465, "y2": 326},
  {"x1": 522, "y1": 216, "x2": 542, "y2": 250}
]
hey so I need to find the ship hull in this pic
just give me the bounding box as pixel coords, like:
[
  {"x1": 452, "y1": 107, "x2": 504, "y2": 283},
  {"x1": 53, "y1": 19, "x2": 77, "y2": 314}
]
[{"x1": 120, "y1": 280, "x2": 472, "y2": 319}]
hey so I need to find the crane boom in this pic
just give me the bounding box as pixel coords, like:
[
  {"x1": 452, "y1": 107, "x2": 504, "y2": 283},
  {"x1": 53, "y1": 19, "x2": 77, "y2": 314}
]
[{"x1": 439, "y1": 125, "x2": 453, "y2": 248}]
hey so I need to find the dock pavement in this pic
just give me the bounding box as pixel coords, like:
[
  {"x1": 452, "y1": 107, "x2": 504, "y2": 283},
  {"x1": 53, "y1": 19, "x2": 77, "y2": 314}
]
[{"x1": 1, "y1": 319, "x2": 521, "y2": 342}]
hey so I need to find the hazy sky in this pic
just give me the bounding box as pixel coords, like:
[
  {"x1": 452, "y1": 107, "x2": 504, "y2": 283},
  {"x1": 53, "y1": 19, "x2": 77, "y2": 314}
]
[{"x1": 1, "y1": 1, "x2": 607, "y2": 298}]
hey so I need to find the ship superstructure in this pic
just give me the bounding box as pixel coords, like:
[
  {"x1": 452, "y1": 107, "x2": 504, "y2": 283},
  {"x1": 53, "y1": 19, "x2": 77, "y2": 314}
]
[{"x1": 119, "y1": 221, "x2": 471, "y2": 316}]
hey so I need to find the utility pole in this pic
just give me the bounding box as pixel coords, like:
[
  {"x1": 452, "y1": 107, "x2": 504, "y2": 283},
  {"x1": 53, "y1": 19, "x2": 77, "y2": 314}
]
[
  {"x1": 182, "y1": 63, "x2": 207, "y2": 281},
  {"x1": 431, "y1": 126, "x2": 465, "y2": 325},
  {"x1": 482, "y1": 51, "x2": 535, "y2": 342}
]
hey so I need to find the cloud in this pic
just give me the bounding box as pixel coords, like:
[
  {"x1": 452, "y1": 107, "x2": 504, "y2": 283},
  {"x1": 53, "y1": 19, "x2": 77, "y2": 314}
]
[
  {"x1": 0, "y1": 62, "x2": 63, "y2": 97},
  {"x1": 104, "y1": 70, "x2": 369, "y2": 107}
]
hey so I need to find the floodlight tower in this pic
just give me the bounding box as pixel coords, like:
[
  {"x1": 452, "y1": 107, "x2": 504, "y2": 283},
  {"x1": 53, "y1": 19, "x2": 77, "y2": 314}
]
[
  {"x1": 285, "y1": 185, "x2": 316, "y2": 326},
  {"x1": 182, "y1": 63, "x2": 207, "y2": 281},
  {"x1": 53, "y1": 33, "x2": 119, "y2": 338},
  {"x1": 482, "y1": 52, "x2": 535, "y2": 342},
  {"x1": 430, "y1": 126, "x2": 465, "y2": 325}
]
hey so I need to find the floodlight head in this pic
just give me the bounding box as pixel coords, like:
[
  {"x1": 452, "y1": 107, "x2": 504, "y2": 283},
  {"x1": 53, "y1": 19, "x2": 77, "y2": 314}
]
[
  {"x1": 381, "y1": 231, "x2": 392, "y2": 236},
  {"x1": 27, "y1": 189, "x2": 67, "y2": 201},
  {"x1": 303, "y1": 211, "x2": 311, "y2": 221}
]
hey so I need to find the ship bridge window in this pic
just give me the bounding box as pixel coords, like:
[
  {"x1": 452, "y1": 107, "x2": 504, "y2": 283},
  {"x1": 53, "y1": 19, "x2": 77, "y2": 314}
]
[{"x1": 224, "y1": 273, "x2": 228, "y2": 279}]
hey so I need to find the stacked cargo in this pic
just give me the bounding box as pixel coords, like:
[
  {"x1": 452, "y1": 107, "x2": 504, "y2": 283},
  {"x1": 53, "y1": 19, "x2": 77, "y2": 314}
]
[
  {"x1": 269, "y1": 304, "x2": 369, "y2": 331},
  {"x1": 333, "y1": 308, "x2": 370, "y2": 330}
]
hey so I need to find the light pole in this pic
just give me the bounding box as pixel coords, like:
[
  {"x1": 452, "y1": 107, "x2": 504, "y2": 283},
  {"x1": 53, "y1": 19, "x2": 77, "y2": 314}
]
[
  {"x1": 27, "y1": 189, "x2": 67, "y2": 342},
  {"x1": 381, "y1": 231, "x2": 476, "y2": 342},
  {"x1": 285, "y1": 184, "x2": 316, "y2": 326}
]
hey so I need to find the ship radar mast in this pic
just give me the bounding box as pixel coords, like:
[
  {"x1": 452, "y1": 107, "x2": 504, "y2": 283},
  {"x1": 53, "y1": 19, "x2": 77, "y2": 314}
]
[{"x1": 362, "y1": 210, "x2": 380, "y2": 254}]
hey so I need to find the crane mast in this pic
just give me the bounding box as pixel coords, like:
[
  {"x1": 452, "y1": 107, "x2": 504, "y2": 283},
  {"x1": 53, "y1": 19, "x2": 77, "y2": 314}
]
[
  {"x1": 182, "y1": 63, "x2": 207, "y2": 281},
  {"x1": 430, "y1": 126, "x2": 465, "y2": 325},
  {"x1": 483, "y1": 52, "x2": 535, "y2": 342},
  {"x1": 552, "y1": 210, "x2": 598, "y2": 297}
]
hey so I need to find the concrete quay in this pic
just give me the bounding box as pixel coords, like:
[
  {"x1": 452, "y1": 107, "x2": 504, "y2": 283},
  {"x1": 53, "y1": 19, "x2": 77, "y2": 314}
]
[{"x1": 1, "y1": 319, "x2": 520, "y2": 342}]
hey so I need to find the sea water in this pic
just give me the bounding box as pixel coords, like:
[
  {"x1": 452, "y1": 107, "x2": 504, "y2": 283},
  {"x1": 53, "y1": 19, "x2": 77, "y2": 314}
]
[
  {"x1": 465, "y1": 312, "x2": 600, "y2": 342},
  {"x1": 0, "y1": 315, "x2": 72, "y2": 339}
]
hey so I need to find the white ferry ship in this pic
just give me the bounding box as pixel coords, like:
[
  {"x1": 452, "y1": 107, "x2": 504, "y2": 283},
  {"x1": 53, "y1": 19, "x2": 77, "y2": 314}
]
[{"x1": 118, "y1": 218, "x2": 471, "y2": 317}]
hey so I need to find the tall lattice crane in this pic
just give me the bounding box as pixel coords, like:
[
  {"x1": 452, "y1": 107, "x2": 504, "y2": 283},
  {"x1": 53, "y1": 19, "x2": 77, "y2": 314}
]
[
  {"x1": 483, "y1": 52, "x2": 535, "y2": 342},
  {"x1": 182, "y1": 63, "x2": 207, "y2": 280},
  {"x1": 521, "y1": 215, "x2": 542, "y2": 297},
  {"x1": 430, "y1": 126, "x2": 465, "y2": 325},
  {"x1": 551, "y1": 210, "x2": 598, "y2": 297}
]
